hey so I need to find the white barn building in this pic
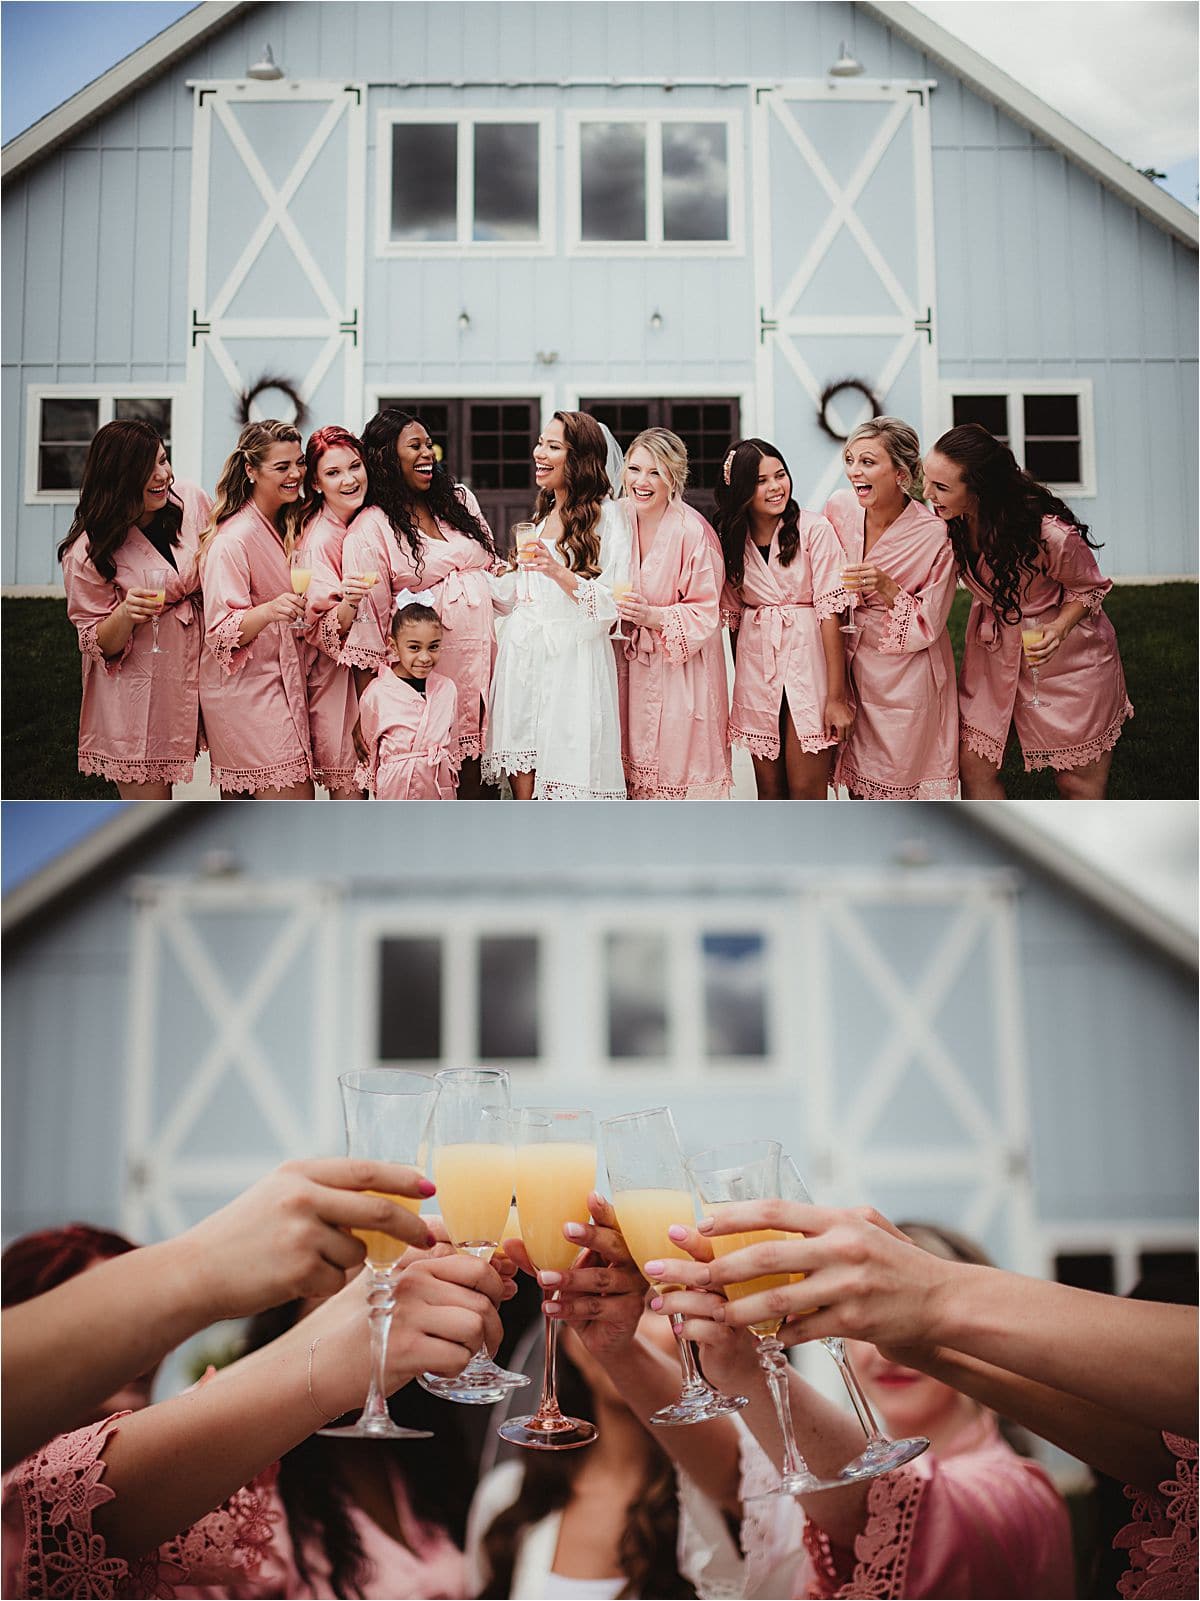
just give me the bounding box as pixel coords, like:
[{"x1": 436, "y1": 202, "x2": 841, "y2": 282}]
[
  {"x1": 3, "y1": 0, "x2": 1197, "y2": 585},
  {"x1": 3, "y1": 802, "x2": 1196, "y2": 1302}
]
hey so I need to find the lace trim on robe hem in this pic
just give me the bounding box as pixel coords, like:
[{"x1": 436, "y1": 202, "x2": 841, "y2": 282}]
[
  {"x1": 1113, "y1": 1432, "x2": 1197, "y2": 1600},
  {"x1": 660, "y1": 608, "x2": 691, "y2": 667},
  {"x1": 211, "y1": 755, "x2": 313, "y2": 794},
  {"x1": 208, "y1": 612, "x2": 247, "y2": 675},
  {"x1": 1063, "y1": 585, "x2": 1109, "y2": 614},
  {"x1": 729, "y1": 723, "x2": 836, "y2": 762},
  {"x1": 539, "y1": 779, "x2": 628, "y2": 801},
  {"x1": 879, "y1": 590, "x2": 917, "y2": 655},
  {"x1": 960, "y1": 722, "x2": 1006, "y2": 768},
  {"x1": 79, "y1": 753, "x2": 196, "y2": 786},
  {"x1": 314, "y1": 765, "x2": 361, "y2": 791},
  {"x1": 624, "y1": 761, "x2": 732, "y2": 800},
  {"x1": 457, "y1": 733, "x2": 484, "y2": 762},
  {"x1": 838, "y1": 760, "x2": 958, "y2": 801},
  {"x1": 79, "y1": 625, "x2": 132, "y2": 673},
  {"x1": 1021, "y1": 701, "x2": 1133, "y2": 772},
  {"x1": 338, "y1": 640, "x2": 386, "y2": 671},
  {"x1": 816, "y1": 1462, "x2": 927, "y2": 1599},
  {"x1": 481, "y1": 749, "x2": 539, "y2": 786}
]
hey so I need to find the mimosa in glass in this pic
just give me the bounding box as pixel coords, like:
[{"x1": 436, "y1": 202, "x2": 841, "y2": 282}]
[
  {"x1": 1020, "y1": 614, "x2": 1045, "y2": 707},
  {"x1": 290, "y1": 549, "x2": 312, "y2": 632},
  {"x1": 145, "y1": 566, "x2": 171, "y2": 655}
]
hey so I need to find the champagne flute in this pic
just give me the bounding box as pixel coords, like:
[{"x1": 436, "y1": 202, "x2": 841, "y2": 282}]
[
  {"x1": 1020, "y1": 613, "x2": 1045, "y2": 707},
  {"x1": 497, "y1": 1107, "x2": 598, "y2": 1451},
  {"x1": 318, "y1": 1069, "x2": 438, "y2": 1441},
  {"x1": 290, "y1": 547, "x2": 313, "y2": 633},
  {"x1": 145, "y1": 567, "x2": 171, "y2": 655},
  {"x1": 686, "y1": 1139, "x2": 845, "y2": 1496},
  {"x1": 611, "y1": 580, "x2": 634, "y2": 641},
  {"x1": 840, "y1": 570, "x2": 862, "y2": 636},
  {"x1": 602, "y1": 1107, "x2": 748, "y2": 1426},
  {"x1": 779, "y1": 1155, "x2": 928, "y2": 1481},
  {"x1": 420, "y1": 1069, "x2": 530, "y2": 1404},
  {"x1": 513, "y1": 521, "x2": 539, "y2": 605}
]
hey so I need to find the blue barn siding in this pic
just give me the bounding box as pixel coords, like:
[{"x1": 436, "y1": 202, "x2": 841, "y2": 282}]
[{"x1": 2, "y1": 1, "x2": 1195, "y2": 583}]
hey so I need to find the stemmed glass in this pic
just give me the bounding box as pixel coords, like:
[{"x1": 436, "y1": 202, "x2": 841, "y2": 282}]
[
  {"x1": 318, "y1": 1069, "x2": 439, "y2": 1441},
  {"x1": 145, "y1": 567, "x2": 171, "y2": 655},
  {"x1": 686, "y1": 1139, "x2": 845, "y2": 1497},
  {"x1": 420, "y1": 1068, "x2": 530, "y2": 1404},
  {"x1": 1020, "y1": 614, "x2": 1045, "y2": 707},
  {"x1": 779, "y1": 1155, "x2": 928, "y2": 1481},
  {"x1": 497, "y1": 1107, "x2": 599, "y2": 1451},
  {"x1": 513, "y1": 522, "x2": 539, "y2": 605},
  {"x1": 602, "y1": 1107, "x2": 748, "y2": 1426},
  {"x1": 840, "y1": 571, "x2": 862, "y2": 636},
  {"x1": 290, "y1": 548, "x2": 313, "y2": 632}
]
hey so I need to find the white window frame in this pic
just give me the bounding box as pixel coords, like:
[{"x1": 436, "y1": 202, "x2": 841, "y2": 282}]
[
  {"x1": 361, "y1": 382, "x2": 557, "y2": 496},
  {"x1": 24, "y1": 383, "x2": 189, "y2": 506},
  {"x1": 562, "y1": 381, "x2": 757, "y2": 459},
  {"x1": 937, "y1": 379, "x2": 1095, "y2": 498},
  {"x1": 565, "y1": 109, "x2": 744, "y2": 258},
  {"x1": 1038, "y1": 1222, "x2": 1198, "y2": 1297},
  {"x1": 375, "y1": 109, "x2": 555, "y2": 258}
]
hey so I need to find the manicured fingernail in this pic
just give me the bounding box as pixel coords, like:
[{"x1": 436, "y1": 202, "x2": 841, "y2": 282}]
[
  {"x1": 712, "y1": 1303, "x2": 726, "y2": 1321},
  {"x1": 564, "y1": 1222, "x2": 586, "y2": 1240},
  {"x1": 418, "y1": 1178, "x2": 437, "y2": 1196},
  {"x1": 544, "y1": 1299, "x2": 562, "y2": 1315},
  {"x1": 538, "y1": 1270, "x2": 562, "y2": 1287},
  {"x1": 667, "y1": 1224, "x2": 689, "y2": 1242},
  {"x1": 644, "y1": 1260, "x2": 665, "y2": 1277},
  {"x1": 649, "y1": 1295, "x2": 663, "y2": 1311},
  {"x1": 697, "y1": 1216, "x2": 715, "y2": 1233}
]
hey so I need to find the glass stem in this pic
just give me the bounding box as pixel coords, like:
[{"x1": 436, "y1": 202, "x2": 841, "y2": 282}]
[
  {"x1": 533, "y1": 1291, "x2": 565, "y2": 1423},
  {"x1": 825, "y1": 1337, "x2": 884, "y2": 1443},
  {"x1": 758, "y1": 1334, "x2": 811, "y2": 1483},
  {"x1": 359, "y1": 1268, "x2": 397, "y2": 1430},
  {"x1": 670, "y1": 1312, "x2": 710, "y2": 1396}
]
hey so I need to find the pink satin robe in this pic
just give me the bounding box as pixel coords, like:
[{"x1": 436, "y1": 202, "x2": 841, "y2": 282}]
[
  {"x1": 199, "y1": 502, "x2": 313, "y2": 794},
  {"x1": 615, "y1": 499, "x2": 731, "y2": 799},
  {"x1": 341, "y1": 488, "x2": 496, "y2": 761},
  {"x1": 356, "y1": 669, "x2": 459, "y2": 799},
  {"x1": 62, "y1": 481, "x2": 210, "y2": 787},
  {"x1": 958, "y1": 516, "x2": 1133, "y2": 772},
  {"x1": 824, "y1": 488, "x2": 959, "y2": 800},
  {"x1": 721, "y1": 511, "x2": 846, "y2": 762},
  {"x1": 299, "y1": 505, "x2": 361, "y2": 792}
]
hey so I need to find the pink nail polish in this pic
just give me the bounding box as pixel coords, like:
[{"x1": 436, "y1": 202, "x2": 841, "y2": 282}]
[
  {"x1": 650, "y1": 1296, "x2": 663, "y2": 1311},
  {"x1": 564, "y1": 1222, "x2": 586, "y2": 1240},
  {"x1": 418, "y1": 1178, "x2": 437, "y2": 1196},
  {"x1": 645, "y1": 1260, "x2": 664, "y2": 1276},
  {"x1": 667, "y1": 1224, "x2": 688, "y2": 1242}
]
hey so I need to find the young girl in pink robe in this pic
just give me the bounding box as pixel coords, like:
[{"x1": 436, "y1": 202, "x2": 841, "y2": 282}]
[
  {"x1": 199, "y1": 422, "x2": 314, "y2": 798},
  {"x1": 59, "y1": 420, "x2": 210, "y2": 799},
  {"x1": 824, "y1": 418, "x2": 959, "y2": 800},
  {"x1": 341, "y1": 409, "x2": 497, "y2": 796},
  {"x1": 296, "y1": 427, "x2": 376, "y2": 799},
  {"x1": 714, "y1": 438, "x2": 854, "y2": 799},
  {"x1": 613, "y1": 429, "x2": 731, "y2": 799},
  {"x1": 355, "y1": 599, "x2": 459, "y2": 799},
  {"x1": 926, "y1": 424, "x2": 1132, "y2": 798}
]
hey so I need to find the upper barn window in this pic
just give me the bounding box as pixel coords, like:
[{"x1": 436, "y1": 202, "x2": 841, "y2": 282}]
[
  {"x1": 943, "y1": 381, "x2": 1095, "y2": 497},
  {"x1": 377, "y1": 111, "x2": 554, "y2": 255},
  {"x1": 25, "y1": 388, "x2": 179, "y2": 504},
  {"x1": 567, "y1": 112, "x2": 742, "y2": 254}
]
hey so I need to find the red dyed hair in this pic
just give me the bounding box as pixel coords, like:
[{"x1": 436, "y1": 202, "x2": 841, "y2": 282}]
[
  {"x1": 2, "y1": 1224, "x2": 138, "y2": 1308},
  {"x1": 302, "y1": 426, "x2": 365, "y2": 530}
]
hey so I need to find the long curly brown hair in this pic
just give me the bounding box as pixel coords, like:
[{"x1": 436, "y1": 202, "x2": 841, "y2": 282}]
[
  {"x1": 480, "y1": 1347, "x2": 695, "y2": 1599},
  {"x1": 57, "y1": 420, "x2": 183, "y2": 582},
  {"x1": 711, "y1": 437, "x2": 801, "y2": 590},
  {"x1": 932, "y1": 424, "x2": 1100, "y2": 626},
  {"x1": 360, "y1": 409, "x2": 495, "y2": 584},
  {"x1": 532, "y1": 410, "x2": 610, "y2": 580}
]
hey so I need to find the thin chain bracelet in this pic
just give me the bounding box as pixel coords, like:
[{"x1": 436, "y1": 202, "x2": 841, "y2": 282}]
[{"x1": 306, "y1": 1337, "x2": 336, "y2": 1426}]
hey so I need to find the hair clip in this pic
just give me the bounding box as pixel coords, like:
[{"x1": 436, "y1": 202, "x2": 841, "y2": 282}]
[
  {"x1": 722, "y1": 448, "x2": 737, "y2": 486},
  {"x1": 392, "y1": 587, "x2": 437, "y2": 616}
]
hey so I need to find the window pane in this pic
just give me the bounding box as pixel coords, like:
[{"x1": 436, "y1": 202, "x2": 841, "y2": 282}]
[
  {"x1": 378, "y1": 938, "x2": 441, "y2": 1059},
  {"x1": 38, "y1": 444, "x2": 91, "y2": 491},
  {"x1": 662, "y1": 122, "x2": 728, "y2": 241},
  {"x1": 41, "y1": 397, "x2": 99, "y2": 443},
  {"x1": 391, "y1": 124, "x2": 457, "y2": 241},
  {"x1": 1054, "y1": 1252, "x2": 1115, "y2": 1295},
  {"x1": 113, "y1": 397, "x2": 173, "y2": 440},
  {"x1": 1024, "y1": 439, "x2": 1081, "y2": 483},
  {"x1": 1023, "y1": 393, "x2": 1078, "y2": 436},
  {"x1": 478, "y1": 936, "x2": 539, "y2": 1058},
  {"x1": 952, "y1": 394, "x2": 1008, "y2": 438},
  {"x1": 581, "y1": 123, "x2": 646, "y2": 241},
  {"x1": 474, "y1": 123, "x2": 539, "y2": 241},
  {"x1": 606, "y1": 932, "x2": 668, "y2": 1058},
  {"x1": 1136, "y1": 1250, "x2": 1198, "y2": 1297},
  {"x1": 469, "y1": 401, "x2": 535, "y2": 494},
  {"x1": 702, "y1": 933, "x2": 767, "y2": 1058}
]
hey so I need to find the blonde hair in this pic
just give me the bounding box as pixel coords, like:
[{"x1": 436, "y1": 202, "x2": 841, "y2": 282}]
[
  {"x1": 846, "y1": 416, "x2": 926, "y2": 502},
  {"x1": 201, "y1": 420, "x2": 304, "y2": 557},
  {"x1": 624, "y1": 427, "x2": 689, "y2": 500}
]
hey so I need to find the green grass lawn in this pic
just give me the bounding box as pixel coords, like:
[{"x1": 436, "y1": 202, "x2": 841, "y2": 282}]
[{"x1": 3, "y1": 586, "x2": 1195, "y2": 799}]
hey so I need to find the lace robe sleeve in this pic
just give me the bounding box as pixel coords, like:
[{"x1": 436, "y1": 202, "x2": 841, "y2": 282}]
[{"x1": 1113, "y1": 1432, "x2": 1198, "y2": 1599}]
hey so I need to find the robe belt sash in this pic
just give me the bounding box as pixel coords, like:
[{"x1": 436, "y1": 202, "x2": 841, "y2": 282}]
[{"x1": 748, "y1": 602, "x2": 813, "y2": 684}]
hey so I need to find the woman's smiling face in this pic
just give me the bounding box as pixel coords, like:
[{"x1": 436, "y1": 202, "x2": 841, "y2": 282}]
[
  {"x1": 396, "y1": 422, "x2": 437, "y2": 497},
  {"x1": 624, "y1": 444, "x2": 672, "y2": 517},
  {"x1": 843, "y1": 436, "x2": 904, "y2": 512}
]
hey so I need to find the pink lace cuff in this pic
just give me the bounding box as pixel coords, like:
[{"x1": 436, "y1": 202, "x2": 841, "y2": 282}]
[
  {"x1": 660, "y1": 607, "x2": 690, "y2": 666},
  {"x1": 815, "y1": 586, "x2": 847, "y2": 623},
  {"x1": 79, "y1": 624, "x2": 132, "y2": 674},
  {"x1": 809, "y1": 1462, "x2": 926, "y2": 1598},
  {"x1": 1063, "y1": 584, "x2": 1110, "y2": 613},
  {"x1": 316, "y1": 608, "x2": 345, "y2": 661},
  {"x1": 878, "y1": 590, "x2": 918, "y2": 654},
  {"x1": 207, "y1": 612, "x2": 247, "y2": 675},
  {"x1": 720, "y1": 605, "x2": 742, "y2": 632},
  {"x1": 574, "y1": 577, "x2": 603, "y2": 622},
  {"x1": 1114, "y1": 1432, "x2": 1197, "y2": 1599}
]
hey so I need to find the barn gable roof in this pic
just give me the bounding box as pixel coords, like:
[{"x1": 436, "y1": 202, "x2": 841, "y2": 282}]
[
  {"x1": 2, "y1": 0, "x2": 1197, "y2": 251},
  {"x1": 3, "y1": 804, "x2": 1195, "y2": 973}
]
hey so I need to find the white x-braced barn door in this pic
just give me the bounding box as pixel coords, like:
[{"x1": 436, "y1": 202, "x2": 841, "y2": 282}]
[
  {"x1": 751, "y1": 80, "x2": 939, "y2": 509},
  {"x1": 185, "y1": 80, "x2": 365, "y2": 487},
  {"x1": 122, "y1": 878, "x2": 343, "y2": 1240}
]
